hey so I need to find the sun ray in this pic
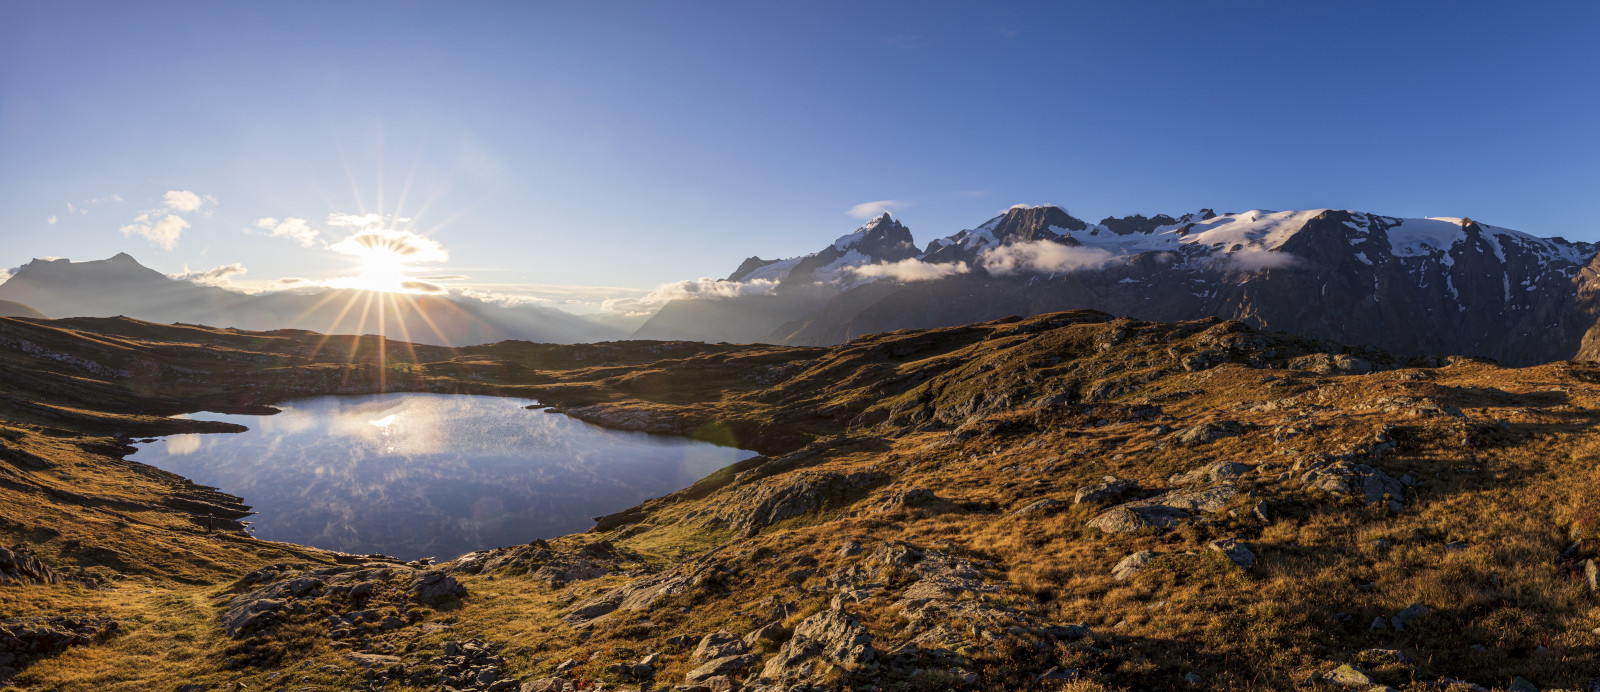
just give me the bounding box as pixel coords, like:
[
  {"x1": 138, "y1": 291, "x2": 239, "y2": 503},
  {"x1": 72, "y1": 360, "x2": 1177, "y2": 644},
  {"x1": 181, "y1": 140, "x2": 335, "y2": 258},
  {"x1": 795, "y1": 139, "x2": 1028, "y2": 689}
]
[
  {"x1": 395, "y1": 291, "x2": 462, "y2": 353},
  {"x1": 308, "y1": 289, "x2": 366, "y2": 361}
]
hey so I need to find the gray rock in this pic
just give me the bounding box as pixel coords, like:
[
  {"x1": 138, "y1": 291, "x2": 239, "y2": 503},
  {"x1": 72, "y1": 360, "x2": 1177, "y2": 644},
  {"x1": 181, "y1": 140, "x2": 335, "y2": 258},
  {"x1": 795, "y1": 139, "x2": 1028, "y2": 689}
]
[
  {"x1": 836, "y1": 539, "x2": 863, "y2": 558},
  {"x1": 1369, "y1": 617, "x2": 1388, "y2": 632},
  {"x1": 1172, "y1": 461, "x2": 1250, "y2": 486},
  {"x1": 1112, "y1": 550, "x2": 1155, "y2": 581},
  {"x1": 1390, "y1": 603, "x2": 1428, "y2": 631},
  {"x1": 1324, "y1": 663, "x2": 1373, "y2": 687},
  {"x1": 1074, "y1": 476, "x2": 1137, "y2": 504},
  {"x1": 1208, "y1": 538, "x2": 1256, "y2": 568},
  {"x1": 521, "y1": 678, "x2": 577, "y2": 692},
  {"x1": 1508, "y1": 677, "x2": 1539, "y2": 692}
]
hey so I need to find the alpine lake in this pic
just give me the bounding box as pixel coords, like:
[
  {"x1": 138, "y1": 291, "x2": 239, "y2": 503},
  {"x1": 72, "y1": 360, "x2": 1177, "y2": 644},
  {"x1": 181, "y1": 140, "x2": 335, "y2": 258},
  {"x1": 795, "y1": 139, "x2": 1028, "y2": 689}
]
[{"x1": 128, "y1": 393, "x2": 757, "y2": 561}]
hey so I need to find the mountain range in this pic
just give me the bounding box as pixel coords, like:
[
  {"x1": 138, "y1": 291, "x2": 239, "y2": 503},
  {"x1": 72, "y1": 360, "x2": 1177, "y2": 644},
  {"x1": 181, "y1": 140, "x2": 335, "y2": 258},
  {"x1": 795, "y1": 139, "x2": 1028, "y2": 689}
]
[
  {"x1": 8, "y1": 203, "x2": 1600, "y2": 366},
  {"x1": 636, "y1": 206, "x2": 1600, "y2": 366}
]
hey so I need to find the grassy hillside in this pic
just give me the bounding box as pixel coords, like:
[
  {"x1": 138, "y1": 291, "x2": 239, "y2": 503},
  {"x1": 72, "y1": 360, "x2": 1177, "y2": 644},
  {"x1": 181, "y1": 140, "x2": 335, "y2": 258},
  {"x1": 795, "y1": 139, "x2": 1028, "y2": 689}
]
[{"x1": 0, "y1": 312, "x2": 1596, "y2": 691}]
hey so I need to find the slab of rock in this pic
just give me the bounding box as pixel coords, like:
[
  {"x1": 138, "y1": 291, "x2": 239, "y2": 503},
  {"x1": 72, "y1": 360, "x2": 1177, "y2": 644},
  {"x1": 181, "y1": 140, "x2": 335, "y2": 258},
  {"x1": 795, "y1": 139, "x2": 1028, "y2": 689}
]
[
  {"x1": 1009, "y1": 498, "x2": 1070, "y2": 517},
  {"x1": 1088, "y1": 503, "x2": 1191, "y2": 534},
  {"x1": 1171, "y1": 462, "x2": 1250, "y2": 486},
  {"x1": 410, "y1": 571, "x2": 467, "y2": 604},
  {"x1": 1112, "y1": 550, "x2": 1154, "y2": 581},
  {"x1": 1074, "y1": 476, "x2": 1137, "y2": 504},
  {"x1": 685, "y1": 654, "x2": 758, "y2": 682},
  {"x1": 744, "y1": 621, "x2": 788, "y2": 647}
]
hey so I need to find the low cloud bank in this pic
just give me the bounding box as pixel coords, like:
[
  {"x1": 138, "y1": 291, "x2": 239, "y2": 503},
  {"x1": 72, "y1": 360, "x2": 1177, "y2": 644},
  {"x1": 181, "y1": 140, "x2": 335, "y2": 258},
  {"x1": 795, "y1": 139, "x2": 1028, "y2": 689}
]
[
  {"x1": 980, "y1": 240, "x2": 1118, "y2": 275},
  {"x1": 847, "y1": 258, "x2": 969, "y2": 282}
]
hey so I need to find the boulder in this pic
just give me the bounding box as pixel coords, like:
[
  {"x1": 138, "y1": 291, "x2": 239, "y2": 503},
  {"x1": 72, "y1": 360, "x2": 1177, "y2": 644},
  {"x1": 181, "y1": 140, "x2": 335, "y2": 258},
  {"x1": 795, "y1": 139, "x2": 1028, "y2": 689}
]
[
  {"x1": 743, "y1": 621, "x2": 788, "y2": 647},
  {"x1": 0, "y1": 548, "x2": 63, "y2": 586},
  {"x1": 1171, "y1": 462, "x2": 1250, "y2": 486},
  {"x1": 1171, "y1": 421, "x2": 1243, "y2": 446},
  {"x1": 1009, "y1": 498, "x2": 1070, "y2": 517},
  {"x1": 1087, "y1": 503, "x2": 1191, "y2": 534}
]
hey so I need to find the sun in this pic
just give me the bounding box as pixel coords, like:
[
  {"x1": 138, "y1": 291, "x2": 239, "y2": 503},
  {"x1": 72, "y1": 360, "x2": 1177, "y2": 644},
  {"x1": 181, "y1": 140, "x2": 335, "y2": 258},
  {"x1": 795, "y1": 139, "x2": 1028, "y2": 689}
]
[{"x1": 324, "y1": 228, "x2": 448, "y2": 293}]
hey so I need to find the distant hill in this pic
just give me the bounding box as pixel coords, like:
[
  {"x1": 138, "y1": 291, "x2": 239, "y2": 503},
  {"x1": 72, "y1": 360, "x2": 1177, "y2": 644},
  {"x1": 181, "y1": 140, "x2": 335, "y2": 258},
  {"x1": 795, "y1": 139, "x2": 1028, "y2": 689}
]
[
  {"x1": 0, "y1": 253, "x2": 627, "y2": 346},
  {"x1": 0, "y1": 299, "x2": 44, "y2": 319}
]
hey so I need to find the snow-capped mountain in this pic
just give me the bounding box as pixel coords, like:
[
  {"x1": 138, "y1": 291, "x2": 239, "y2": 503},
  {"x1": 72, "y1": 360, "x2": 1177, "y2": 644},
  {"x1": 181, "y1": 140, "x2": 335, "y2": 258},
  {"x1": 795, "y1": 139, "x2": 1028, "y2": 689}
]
[{"x1": 634, "y1": 204, "x2": 1600, "y2": 365}]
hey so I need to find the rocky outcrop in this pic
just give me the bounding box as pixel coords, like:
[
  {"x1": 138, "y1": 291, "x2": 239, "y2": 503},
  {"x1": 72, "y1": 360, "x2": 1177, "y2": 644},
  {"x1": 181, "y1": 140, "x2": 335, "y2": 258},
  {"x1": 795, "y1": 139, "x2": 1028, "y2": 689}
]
[
  {"x1": 1087, "y1": 483, "x2": 1240, "y2": 534},
  {"x1": 0, "y1": 615, "x2": 118, "y2": 684},
  {"x1": 719, "y1": 470, "x2": 886, "y2": 533},
  {"x1": 759, "y1": 608, "x2": 875, "y2": 682},
  {"x1": 0, "y1": 547, "x2": 63, "y2": 586}
]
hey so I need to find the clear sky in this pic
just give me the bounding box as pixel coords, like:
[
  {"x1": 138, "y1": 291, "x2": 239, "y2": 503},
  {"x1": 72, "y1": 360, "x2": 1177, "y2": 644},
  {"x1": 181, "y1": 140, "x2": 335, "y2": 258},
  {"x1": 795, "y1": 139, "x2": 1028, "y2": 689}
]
[{"x1": 3, "y1": 1, "x2": 1598, "y2": 311}]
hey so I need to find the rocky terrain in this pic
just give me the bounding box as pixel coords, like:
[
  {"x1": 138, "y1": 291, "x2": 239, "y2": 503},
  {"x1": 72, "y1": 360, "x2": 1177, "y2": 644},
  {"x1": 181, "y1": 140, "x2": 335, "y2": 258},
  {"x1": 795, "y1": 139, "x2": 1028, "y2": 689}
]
[{"x1": 0, "y1": 311, "x2": 1597, "y2": 690}]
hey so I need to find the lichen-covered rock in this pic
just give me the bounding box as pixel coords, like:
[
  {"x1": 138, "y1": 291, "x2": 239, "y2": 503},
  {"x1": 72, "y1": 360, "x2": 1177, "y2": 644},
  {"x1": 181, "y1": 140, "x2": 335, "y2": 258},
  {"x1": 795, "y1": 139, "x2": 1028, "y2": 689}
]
[{"x1": 1324, "y1": 663, "x2": 1373, "y2": 687}]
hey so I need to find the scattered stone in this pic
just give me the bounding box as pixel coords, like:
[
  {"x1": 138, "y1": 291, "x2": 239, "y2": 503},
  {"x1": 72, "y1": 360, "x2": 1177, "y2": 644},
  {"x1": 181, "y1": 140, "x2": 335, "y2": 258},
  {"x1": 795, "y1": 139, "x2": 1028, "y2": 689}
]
[
  {"x1": 1074, "y1": 476, "x2": 1137, "y2": 504},
  {"x1": 1355, "y1": 648, "x2": 1410, "y2": 666},
  {"x1": 836, "y1": 539, "x2": 863, "y2": 558},
  {"x1": 1324, "y1": 664, "x2": 1374, "y2": 687},
  {"x1": 743, "y1": 621, "x2": 788, "y2": 647},
  {"x1": 1584, "y1": 559, "x2": 1597, "y2": 593},
  {"x1": 1390, "y1": 603, "x2": 1428, "y2": 631},
  {"x1": 1112, "y1": 550, "x2": 1155, "y2": 581},
  {"x1": 1369, "y1": 617, "x2": 1388, "y2": 632},
  {"x1": 1252, "y1": 501, "x2": 1271, "y2": 523},
  {"x1": 1171, "y1": 461, "x2": 1250, "y2": 486},
  {"x1": 1008, "y1": 498, "x2": 1070, "y2": 518}
]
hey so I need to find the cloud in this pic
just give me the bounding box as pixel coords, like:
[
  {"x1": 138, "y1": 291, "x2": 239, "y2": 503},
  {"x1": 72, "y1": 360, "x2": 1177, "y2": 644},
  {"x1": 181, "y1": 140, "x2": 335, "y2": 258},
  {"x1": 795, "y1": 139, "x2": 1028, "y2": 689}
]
[
  {"x1": 251, "y1": 217, "x2": 320, "y2": 247},
  {"x1": 416, "y1": 274, "x2": 469, "y2": 281},
  {"x1": 90, "y1": 194, "x2": 123, "y2": 204},
  {"x1": 1214, "y1": 249, "x2": 1299, "y2": 271},
  {"x1": 328, "y1": 229, "x2": 448, "y2": 263},
  {"x1": 169, "y1": 263, "x2": 247, "y2": 286},
  {"x1": 400, "y1": 281, "x2": 446, "y2": 294},
  {"x1": 600, "y1": 278, "x2": 777, "y2": 315},
  {"x1": 163, "y1": 190, "x2": 215, "y2": 214},
  {"x1": 46, "y1": 215, "x2": 56, "y2": 225},
  {"x1": 117, "y1": 189, "x2": 215, "y2": 250},
  {"x1": 326, "y1": 211, "x2": 408, "y2": 229},
  {"x1": 847, "y1": 258, "x2": 969, "y2": 282},
  {"x1": 121, "y1": 214, "x2": 190, "y2": 251},
  {"x1": 980, "y1": 240, "x2": 1119, "y2": 275},
  {"x1": 0, "y1": 266, "x2": 16, "y2": 283},
  {"x1": 847, "y1": 200, "x2": 908, "y2": 219}
]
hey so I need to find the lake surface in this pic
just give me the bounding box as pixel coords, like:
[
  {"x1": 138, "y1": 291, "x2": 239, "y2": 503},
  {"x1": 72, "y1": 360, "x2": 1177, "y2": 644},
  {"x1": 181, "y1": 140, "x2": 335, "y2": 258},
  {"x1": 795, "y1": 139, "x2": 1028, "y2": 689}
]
[{"x1": 129, "y1": 393, "x2": 756, "y2": 560}]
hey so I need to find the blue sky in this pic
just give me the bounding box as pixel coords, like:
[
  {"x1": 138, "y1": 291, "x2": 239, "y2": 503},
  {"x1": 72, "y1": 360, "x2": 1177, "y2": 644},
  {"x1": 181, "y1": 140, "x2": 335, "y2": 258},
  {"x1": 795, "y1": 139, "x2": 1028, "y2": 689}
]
[{"x1": 3, "y1": 1, "x2": 1597, "y2": 311}]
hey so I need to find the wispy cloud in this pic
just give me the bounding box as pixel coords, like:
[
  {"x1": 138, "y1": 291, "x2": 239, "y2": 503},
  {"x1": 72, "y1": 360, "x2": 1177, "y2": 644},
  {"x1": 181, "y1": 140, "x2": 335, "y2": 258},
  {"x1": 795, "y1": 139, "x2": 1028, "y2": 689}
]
[
  {"x1": 980, "y1": 240, "x2": 1119, "y2": 275},
  {"x1": 250, "y1": 217, "x2": 321, "y2": 247},
  {"x1": 169, "y1": 262, "x2": 247, "y2": 286},
  {"x1": 847, "y1": 258, "x2": 969, "y2": 282},
  {"x1": 46, "y1": 215, "x2": 56, "y2": 225},
  {"x1": 326, "y1": 211, "x2": 409, "y2": 230},
  {"x1": 599, "y1": 278, "x2": 777, "y2": 315},
  {"x1": 847, "y1": 199, "x2": 909, "y2": 219},
  {"x1": 118, "y1": 189, "x2": 216, "y2": 251},
  {"x1": 1214, "y1": 249, "x2": 1299, "y2": 271}
]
